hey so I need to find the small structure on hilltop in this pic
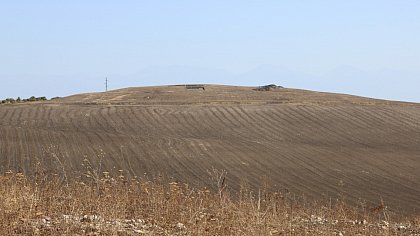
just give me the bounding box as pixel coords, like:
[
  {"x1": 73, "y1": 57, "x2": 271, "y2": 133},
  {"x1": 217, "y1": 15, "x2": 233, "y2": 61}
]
[
  {"x1": 185, "y1": 84, "x2": 205, "y2": 90},
  {"x1": 254, "y1": 84, "x2": 283, "y2": 91}
]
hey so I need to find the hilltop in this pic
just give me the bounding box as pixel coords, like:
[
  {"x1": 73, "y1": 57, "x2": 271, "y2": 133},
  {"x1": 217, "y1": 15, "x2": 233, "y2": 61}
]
[{"x1": 1, "y1": 85, "x2": 420, "y2": 214}]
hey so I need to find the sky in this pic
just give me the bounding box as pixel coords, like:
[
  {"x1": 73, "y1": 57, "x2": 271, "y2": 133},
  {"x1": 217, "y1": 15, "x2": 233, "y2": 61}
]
[{"x1": 1, "y1": 1, "x2": 420, "y2": 102}]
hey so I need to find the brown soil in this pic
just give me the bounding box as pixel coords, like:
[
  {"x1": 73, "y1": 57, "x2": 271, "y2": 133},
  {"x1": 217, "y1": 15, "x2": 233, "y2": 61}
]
[{"x1": 1, "y1": 85, "x2": 420, "y2": 214}]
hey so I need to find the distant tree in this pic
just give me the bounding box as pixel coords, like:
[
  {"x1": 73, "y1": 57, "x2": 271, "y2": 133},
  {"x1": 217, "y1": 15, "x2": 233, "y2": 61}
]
[{"x1": 1, "y1": 95, "x2": 48, "y2": 104}]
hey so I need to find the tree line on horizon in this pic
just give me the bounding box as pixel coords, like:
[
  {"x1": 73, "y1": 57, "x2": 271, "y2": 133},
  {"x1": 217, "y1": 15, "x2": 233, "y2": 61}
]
[{"x1": 0, "y1": 96, "x2": 57, "y2": 104}]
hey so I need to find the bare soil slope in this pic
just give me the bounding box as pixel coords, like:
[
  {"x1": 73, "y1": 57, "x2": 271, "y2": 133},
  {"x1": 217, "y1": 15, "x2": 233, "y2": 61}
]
[{"x1": 1, "y1": 85, "x2": 420, "y2": 214}]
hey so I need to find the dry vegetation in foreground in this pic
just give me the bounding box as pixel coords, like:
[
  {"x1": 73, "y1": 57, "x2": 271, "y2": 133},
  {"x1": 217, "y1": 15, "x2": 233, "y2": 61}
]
[{"x1": 0, "y1": 169, "x2": 419, "y2": 236}]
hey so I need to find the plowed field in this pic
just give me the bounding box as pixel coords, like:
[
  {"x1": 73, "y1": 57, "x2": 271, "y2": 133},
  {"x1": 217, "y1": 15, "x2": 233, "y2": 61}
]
[{"x1": 1, "y1": 85, "x2": 420, "y2": 214}]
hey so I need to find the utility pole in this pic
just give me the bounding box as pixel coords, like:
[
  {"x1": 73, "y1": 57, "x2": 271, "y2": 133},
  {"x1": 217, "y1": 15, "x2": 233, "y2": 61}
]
[{"x1": 105, "y1": 77, "x2": 108, "y2": 92}]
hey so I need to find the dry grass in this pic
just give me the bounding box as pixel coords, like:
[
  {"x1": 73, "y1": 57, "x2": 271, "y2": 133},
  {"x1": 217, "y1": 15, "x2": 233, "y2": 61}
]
[{"x1": 0, "y1": 170, "x2": 419, "y2": 236}]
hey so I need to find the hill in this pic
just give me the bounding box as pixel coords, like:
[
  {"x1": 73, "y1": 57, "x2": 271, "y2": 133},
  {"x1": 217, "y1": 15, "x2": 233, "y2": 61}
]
[{"x1": 1, "y1": 85, "x2": 420, "y2": 214}]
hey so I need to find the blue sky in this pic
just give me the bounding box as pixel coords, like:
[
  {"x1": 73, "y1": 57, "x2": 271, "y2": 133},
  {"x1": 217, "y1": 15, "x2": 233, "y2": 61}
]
[{"x1": 1, "y1": 1, "x2": 420, "y2": 102}]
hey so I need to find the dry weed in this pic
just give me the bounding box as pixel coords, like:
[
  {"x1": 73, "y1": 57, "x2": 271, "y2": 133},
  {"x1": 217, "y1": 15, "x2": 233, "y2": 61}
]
[{"x1": 0, "y1": 170, "x2": 418, "y2": 235}]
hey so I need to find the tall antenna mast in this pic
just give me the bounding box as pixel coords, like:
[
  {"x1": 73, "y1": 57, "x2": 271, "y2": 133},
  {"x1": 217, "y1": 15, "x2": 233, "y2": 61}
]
[{"x1": 105, "y1": 77, "x2": 108, "y2": 92}]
